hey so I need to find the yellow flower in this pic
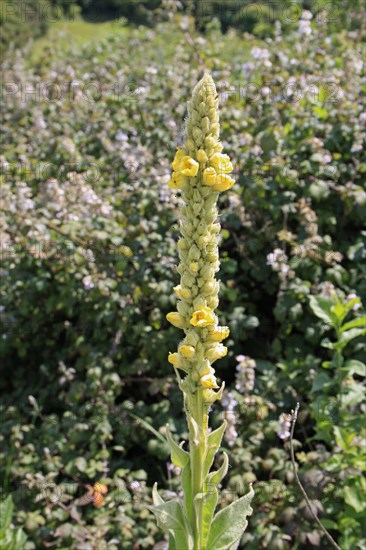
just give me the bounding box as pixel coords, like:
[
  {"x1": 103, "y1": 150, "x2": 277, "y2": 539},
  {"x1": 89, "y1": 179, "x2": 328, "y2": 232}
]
[
  {"x1": 168, "y1": 171, "x2": 189, "y2": 190},
  {"x1": 211, "y1": 174, "x2": 235, "y2": 192},
  {"x1": 172, "y1": 148, "x2": 186, "y2": 171},
  {"x1": 190, "y1": 306, "x2": 216, "y2": 327},
  {"x1": 202, "y1": 167, "x2": 217, "y2": 186},
  {"x1": 209, "y1": 153, "x2": 233, "y2": 174},
  {"x1": 168, "y1": 352, "x2": 181, "y2": 367},
  {"x1": 166, "y1": 312, "x2": 186, "y2": 329},
  {"x1": 179, "y1": 156, "x2": 199, "y2": 177},
  {"x1": 200, "y1": 373, "x2": 219, "y2": 389},
  {"x1": 206, "y1": 344, "x2": 227, "y2": 362},
  {"x1": 179, "y1": 345, "x2": 195, "y2": 359},
  {"x1": 189, "y1": 262, "x2": 199, "y2": 274},
  {"x1": 207, "y1": 326, "x2": 230, "y2": 342}
]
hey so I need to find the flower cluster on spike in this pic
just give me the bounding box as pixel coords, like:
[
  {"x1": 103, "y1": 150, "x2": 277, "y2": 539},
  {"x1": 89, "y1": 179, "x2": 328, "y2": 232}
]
[{"x1": 166, "y1": 74, "x2": 234, "y2": 406}]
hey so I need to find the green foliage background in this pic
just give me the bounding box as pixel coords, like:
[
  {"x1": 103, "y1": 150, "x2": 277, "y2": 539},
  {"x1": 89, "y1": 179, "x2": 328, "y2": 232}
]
[{"x1": 1, "y1": 1, "x2": 365, "y2": 549}]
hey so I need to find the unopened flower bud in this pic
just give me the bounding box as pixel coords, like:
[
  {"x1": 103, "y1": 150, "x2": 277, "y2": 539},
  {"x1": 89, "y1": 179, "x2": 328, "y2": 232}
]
[
  {"x1": 179, "y1": 345, "x2": 196, "y2": 359},
  {"x1": 197, "y1": 149, "x2": 208, "y2": 163},
  {"x1": 166, "y1": 312, "x2": 186, "y2": 329}
]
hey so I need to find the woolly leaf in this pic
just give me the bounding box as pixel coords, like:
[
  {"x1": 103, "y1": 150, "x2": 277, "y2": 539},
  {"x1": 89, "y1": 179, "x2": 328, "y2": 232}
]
[
  {"x1": 148, "y1": 499, "x2": 193, "y2": 550},
  {"x1": 206, "y1": 486, "x2": 254, "y2": 550},
  {"x1": 152, "y1": 483, "x2": 164, "y2": 506},
  {"x1": 166, "y1": 425, "x2": 189, "y2": 469},
  {"x1": 206, "y1": 452, "x2": 229, "y2": 487},
  {"x1": 204, "y1": 421, "x2": 227, "y2": 477},
  {"x1": 195, "y1": 486, "x2": 218, "y2": 548}
]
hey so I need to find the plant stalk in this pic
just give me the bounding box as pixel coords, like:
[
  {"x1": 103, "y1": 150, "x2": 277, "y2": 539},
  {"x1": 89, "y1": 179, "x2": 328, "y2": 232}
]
[{"x1": 190, "y1": 391, "x2": 208, "y2": 549}]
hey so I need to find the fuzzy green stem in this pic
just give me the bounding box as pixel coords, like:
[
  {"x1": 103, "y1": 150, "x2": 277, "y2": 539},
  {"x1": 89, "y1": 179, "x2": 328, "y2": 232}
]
[{"x1": 190, "y1": 390, "x2": 208, "y2": 549}]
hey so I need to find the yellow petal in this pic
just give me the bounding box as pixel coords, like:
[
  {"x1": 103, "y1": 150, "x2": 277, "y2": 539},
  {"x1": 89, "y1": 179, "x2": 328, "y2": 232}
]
[
  {"x1": 168, "y1": 352, "x2": 181, "y2": 367},
  {"x1": 206, "y1": 326, "x2": 230, "y2": 342},
  {"x1": 172, "y1": 148, "x2": 186, "y2": 171},
  {"x1": 169, "y1": 171, "x2": 189, "y2": 190},
  {"x1": 211, "y1": 174, "x2": 235, "y2": 192},
  {"x1": 210, "y1": 153, "x2": 233, "y2": 174},
  {"x1": 179, "y1": 345, "x2": 195, "y2": 359},
  {"x1": 198, "y1": 359, "x2": 214, "y2": 376},
  {"x1": 190, "y1": 306, "x2": 216, "y2": 327},
  {"x1": 166, "y1": 312, "x2": 186, "y2": 329},
  {"x1": 202, "y1": 167, "x2": 217, "y2": 186},
  {"x1": 206, "y1": 344, "x2": 227, "y2": 362},
  {"x1": 179, "y1": 156, "x2": 199, "y2": 177},
  {"x1": 200, "y1": 373, "x2": 219, "y2": 389}
]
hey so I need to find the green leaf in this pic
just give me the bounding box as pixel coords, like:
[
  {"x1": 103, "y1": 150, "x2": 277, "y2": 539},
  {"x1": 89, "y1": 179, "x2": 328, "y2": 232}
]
[
  {"x1": 342, "y1": 359, "x2": 366, "y2": 377},
  {"x1": 206, "y1": 486, "x2": 254, "y2": 550},
  {"x1": 165, "y1": 426, "x2": 189, "y2": 469},
  {"x1": 75, "y1": 457, "x2": 87, "y2": 472},
  {"x1": 168, "y1": 532, "x2": 176, "y2": 550},
  {"x1": 206, "y1": 453, "x2": 229, "y2": 487},
  {"x1": 199, "y1": 487, "x2": 219, "y2": 548},
  {"x1": 339, "y1": 328, "x2": 366, "y2": 348},
  {"x1": 320, "y1": 338, "x2": 335, "y2": 350},
  {"x1": 173, "y1": 520, "x2": 194, "y2": 550},
  {"x1": 311, "y1": 372, "x2": 333, "y2": 392},
  {"x1": 309, "y1": 296, "x2": 337, "y2": 327},
  {"x1": 344, "y1": 477, "x2": 366, "y2": 513},
  {"x1": 204, "y1": 421, "x2": 227, "y2": 478},
  {"x1": 181, "y1": 462, "x2": 193, "y2": 524},
  {"x1": 342, "y1": 383, "x2": 365, "y2": 408},
  {"x1": 0, "y1": 496, "x2": 13, "y2": 531},
  {"x1": 148, "y1": 499, "x2": 192, "y2": 548},
  {"x1": 341, "y1": 316, "x2": 366, "y2": 332},
  {"x1": 152, "y1": 483, "x2": 164, "y2": 506},
  {"x1": 331, "y1": 303, "x2": 347, "y2": 323},
  {"x1": 334, "y1": 427, "x2": 356, "y2": 452},
  {"x1": 12, "y1": 528, "x2": 27, "y2": 549},
  {"x1": 344, "y1": 298, "x2": 362, "y2": 316},
  {"x1": 313, "y1": 105, "x2": 328, "y2": 119}
]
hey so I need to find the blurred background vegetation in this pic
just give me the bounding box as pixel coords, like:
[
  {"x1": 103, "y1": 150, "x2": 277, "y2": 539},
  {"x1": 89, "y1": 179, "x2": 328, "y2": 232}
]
[{"x1": 1, "y1": 0, "x2": 365, "y2": 549}]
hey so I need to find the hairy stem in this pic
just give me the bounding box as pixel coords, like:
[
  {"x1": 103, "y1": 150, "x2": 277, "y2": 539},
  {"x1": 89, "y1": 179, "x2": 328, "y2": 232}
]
[{"x1": 190, "y1": 390, "x2": 208, "y2": 548}]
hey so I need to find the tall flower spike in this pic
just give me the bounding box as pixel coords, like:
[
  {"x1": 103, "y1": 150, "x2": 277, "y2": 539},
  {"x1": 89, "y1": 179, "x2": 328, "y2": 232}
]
[
  {"x1": 166, "y1": 74, "x2": 233, "y2": 397},
  {"x1": 155, "y1": 74, "x2": 254, "y2": 550}
]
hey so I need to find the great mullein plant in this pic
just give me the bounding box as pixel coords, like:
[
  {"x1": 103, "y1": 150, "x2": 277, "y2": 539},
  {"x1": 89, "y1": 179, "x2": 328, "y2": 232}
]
[{"x1": 149, "y1": 74, "x2": 254, "y2": 549}]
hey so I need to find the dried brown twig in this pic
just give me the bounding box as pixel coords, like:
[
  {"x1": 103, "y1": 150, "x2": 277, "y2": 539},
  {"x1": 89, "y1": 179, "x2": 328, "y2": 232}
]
[{"x1": 290, "y1": 403, "x2": 341, "y2": 550}]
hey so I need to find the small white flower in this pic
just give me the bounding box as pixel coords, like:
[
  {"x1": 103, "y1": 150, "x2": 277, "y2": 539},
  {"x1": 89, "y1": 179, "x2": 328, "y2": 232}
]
[
  {"x1": 351, "y1": 143, "x2": 362, "y2": 153},
  {"x1": 82, "y1": 276, "x2": 94, "y2": 290},
  {"x1": 299, "y1": 20, "x2": 312, "y2": 36},
  {"x1": 116, "y1": 131, "x2": 128, "y2": 142},
  {"x1": 130, "y1": 481, "x2": 140, "y2": 491},
  {"x1": 278, "y1": 413, "x2": 292, "y2": 440},
  {"x1": 301, "y1": 10, "x2": 313, "y2": 20}
]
